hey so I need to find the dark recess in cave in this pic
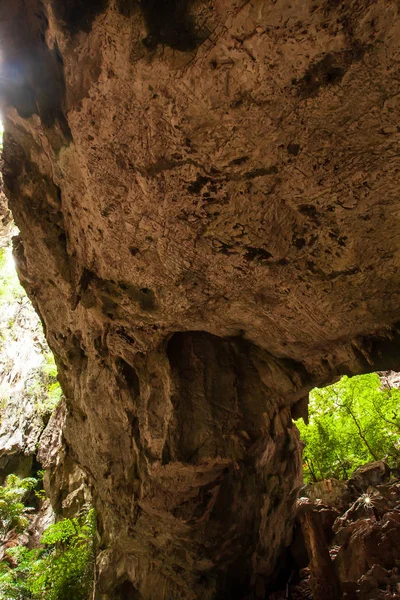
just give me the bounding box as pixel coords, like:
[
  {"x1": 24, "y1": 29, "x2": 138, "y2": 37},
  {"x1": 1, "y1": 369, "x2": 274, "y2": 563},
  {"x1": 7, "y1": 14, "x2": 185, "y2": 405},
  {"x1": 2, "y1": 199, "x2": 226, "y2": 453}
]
[
  {"x1": 52, "y1": 0, "x2": 109, "y2": 34},
  {"x1": 114, "y1": 580, "x2": 140, "y2": 599},
  {"x1": 140, "y1": 0, "x2": 201, "y2": 51},
  {"x1": 117, "y1": 0, "x2": 137, "y2": 17},
  {"x1": 117, "y1": 358, "x2": 141, "y2": 399}
]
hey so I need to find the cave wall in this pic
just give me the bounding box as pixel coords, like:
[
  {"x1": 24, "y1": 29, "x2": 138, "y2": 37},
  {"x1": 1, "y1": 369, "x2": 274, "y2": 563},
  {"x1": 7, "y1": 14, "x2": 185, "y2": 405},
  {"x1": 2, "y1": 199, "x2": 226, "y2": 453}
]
[{"x1": 1, "y1": 0, "x2": 400, "y2": 597}]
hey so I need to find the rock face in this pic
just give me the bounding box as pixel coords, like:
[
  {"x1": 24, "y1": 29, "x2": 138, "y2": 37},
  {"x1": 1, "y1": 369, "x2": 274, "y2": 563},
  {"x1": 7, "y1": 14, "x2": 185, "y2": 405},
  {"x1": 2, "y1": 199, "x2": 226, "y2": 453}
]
[
  {"x1": 379, "y1": 371, "x2": 400, "y2": 391},
  {"x1": 0, "y1": 169, "x2": 13, "y2": 244},
  {"x1": 2, "y1": 1, "x2": 400, "y2": 598},
  {"x1": 38, "y1": 399, "x2": 92, "y2": 518},
  {"x1": 333, "y1": 478, "x2": 400, "y2": 599},
  {"x1": 0, "y1": 245, "x2": 53, "y2": 482},
  {"x1": 348, "y1": 461, "x2": 391, "y2": 493},
  {"x1": 273, "y1": 469, "x2": 400, "y2": 600}
]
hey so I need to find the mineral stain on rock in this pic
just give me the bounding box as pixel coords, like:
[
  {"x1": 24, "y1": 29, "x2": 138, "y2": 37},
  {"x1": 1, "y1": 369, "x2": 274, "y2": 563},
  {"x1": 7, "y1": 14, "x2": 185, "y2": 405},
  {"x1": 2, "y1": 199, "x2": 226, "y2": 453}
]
[{"x1": 295, "y1": 45, "x2": 365, "y2": 98}]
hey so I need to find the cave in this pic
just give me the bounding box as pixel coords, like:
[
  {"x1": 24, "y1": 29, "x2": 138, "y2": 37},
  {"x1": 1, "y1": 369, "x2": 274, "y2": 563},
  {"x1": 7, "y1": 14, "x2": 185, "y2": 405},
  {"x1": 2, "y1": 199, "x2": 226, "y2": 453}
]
[{"x1": 1, "y1": 0, "x2": 400, "y2": 598}]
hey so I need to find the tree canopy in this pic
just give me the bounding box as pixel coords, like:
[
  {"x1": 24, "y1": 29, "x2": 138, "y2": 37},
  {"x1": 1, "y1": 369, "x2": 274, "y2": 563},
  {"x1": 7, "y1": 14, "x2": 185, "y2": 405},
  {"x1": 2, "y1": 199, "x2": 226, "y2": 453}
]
[{"x1": 296, "y1": 373, "x2": 400, "y2": 482}]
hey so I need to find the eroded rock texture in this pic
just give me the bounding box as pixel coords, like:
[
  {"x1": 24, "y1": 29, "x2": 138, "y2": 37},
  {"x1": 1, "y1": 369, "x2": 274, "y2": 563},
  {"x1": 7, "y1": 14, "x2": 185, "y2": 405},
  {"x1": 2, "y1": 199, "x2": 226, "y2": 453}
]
[
  {"x1": 1, "y1": 0, "x2": 400, "y2": 598},
  {"x1": 272, "y1": 465, "x2": 400, "y2": 600},
  {"x1": 0, "y1": 246, "x2": 51, "y2": 481}
]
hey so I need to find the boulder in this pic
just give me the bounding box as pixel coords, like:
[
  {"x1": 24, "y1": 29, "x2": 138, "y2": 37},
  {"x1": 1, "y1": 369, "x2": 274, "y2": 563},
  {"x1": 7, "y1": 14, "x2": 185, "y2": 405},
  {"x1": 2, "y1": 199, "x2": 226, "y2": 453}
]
[
  {"x1": 369, "y1": 565, "x2": 390, "y2": 587},
  {"x1": 349, "y1": 462, "x2": 390, "y2": 492},
  {"x1": 301, "y1": 479, "x2": 352, "y2": 510},
  {"x1": 334, "y1": 511, "x2": 400, "y2": 583}
]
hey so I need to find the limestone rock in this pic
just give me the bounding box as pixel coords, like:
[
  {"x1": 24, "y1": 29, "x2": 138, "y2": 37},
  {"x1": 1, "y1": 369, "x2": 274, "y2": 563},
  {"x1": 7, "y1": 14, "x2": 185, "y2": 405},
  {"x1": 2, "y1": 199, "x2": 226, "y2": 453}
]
[
  {"x1": 0, "y1": 261, "x2": 51, "y2": 481},
  {"x1": 335, "y1": 510, "x2": 400, "y2": 583},
  {"x1": 38, "y1": 399, "x2": 92, "y2": 518},
  {"x1": 296, "y1": 498, "x2": 343, "y2": 600},
  {"x1": 2, "y1": 0, "x2": 400, "y2": 597},
  {"x1": 369, "y1": 565, "x2": 390, "y2": 587},
  {"x1": 278, "y1": 473, "x2": 400, "y2": 600},
  {"x1": 301, "y1": 479, "x2": 352, "y2": 510},
  {"x1": 349, "y1": 462, "x2": 391, "y2": 492},
  {"x1": 0, "y1": 155, "x2": 14, "y2": 245},
  {"x1": 26, "y1": 499, "x2": 55, "y2": 549},
  {"x1": 379, "y1": 371, "x2": 400, "y2": 391},
  {"x1": 291, "y1": 497, "x2": 340, "y2": 573}
]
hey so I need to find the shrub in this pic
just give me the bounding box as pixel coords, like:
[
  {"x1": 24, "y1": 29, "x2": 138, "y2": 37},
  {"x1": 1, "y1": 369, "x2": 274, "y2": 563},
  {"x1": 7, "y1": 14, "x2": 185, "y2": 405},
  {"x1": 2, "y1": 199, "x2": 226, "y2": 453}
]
[
  {"x1": 0, "y1": 248, "x2": 25, "y2": 308},
  {"x1": 0, "y1": 547, "x2": 35, "y2": 600},
  {"x1": 0, "y1": 510, "x2": 96, "y2": 600},
  {"x1": 28, "y1": 509, "x2": 96, "y2": 600},
  {"x1": 0, "y1": 475, "x2": 37, "y2": 540}
]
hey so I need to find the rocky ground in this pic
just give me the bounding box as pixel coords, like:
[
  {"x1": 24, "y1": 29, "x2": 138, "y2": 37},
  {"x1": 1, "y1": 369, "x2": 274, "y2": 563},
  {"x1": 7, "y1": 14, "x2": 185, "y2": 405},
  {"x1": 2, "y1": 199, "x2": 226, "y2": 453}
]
[{"x1": 271, "y1": 461, "x2": 400, "y2": 600}]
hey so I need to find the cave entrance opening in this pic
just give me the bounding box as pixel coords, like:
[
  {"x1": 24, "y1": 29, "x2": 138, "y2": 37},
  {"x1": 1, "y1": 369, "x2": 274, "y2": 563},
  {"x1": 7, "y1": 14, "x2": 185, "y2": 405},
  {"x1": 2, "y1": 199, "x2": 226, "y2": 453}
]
[
  {"x1": 279, "y1": 373, "x2": 400, "y2": 600},
  {"x1": 294, "y1": 372, "x2": 400, "y2": 484}
]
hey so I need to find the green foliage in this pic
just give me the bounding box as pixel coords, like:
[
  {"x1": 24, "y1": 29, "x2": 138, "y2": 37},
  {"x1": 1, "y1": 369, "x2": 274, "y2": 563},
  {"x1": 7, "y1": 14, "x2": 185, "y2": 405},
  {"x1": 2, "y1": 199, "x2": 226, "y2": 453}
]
[
  {"x1": 34, "y1": 472, "x2": 48, "y2": 502},
  {"x1": 296, "y1": 373, "x2": 400, "y2": 482},
  {"x1": 0, "y1": 475, "x2": 37, "y2": 539},
  {"x1": 0, "y1": 547, "x2": 35, "y2": 599},
  {"x1": 0, "y1": 510, "x2": 96, "y2": 600},
  {"x1": 41, "y1": 354, "x2": 58, "y2": 380},
  {"x1": 33, "y1": 380, "x2": 62, "y2": 417},
  {"x1": 0, "y1": 248, "x2": 25, "y2": 309},
  {"x1": 26, "y1": 353, "x2": 62, "y2": 417},
  {"x1": 28, "y1": 510, "x2": 96, "y2": 600},
  {"x1": 36, "y1": 353, "x2": 62, "y2": 415}
]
